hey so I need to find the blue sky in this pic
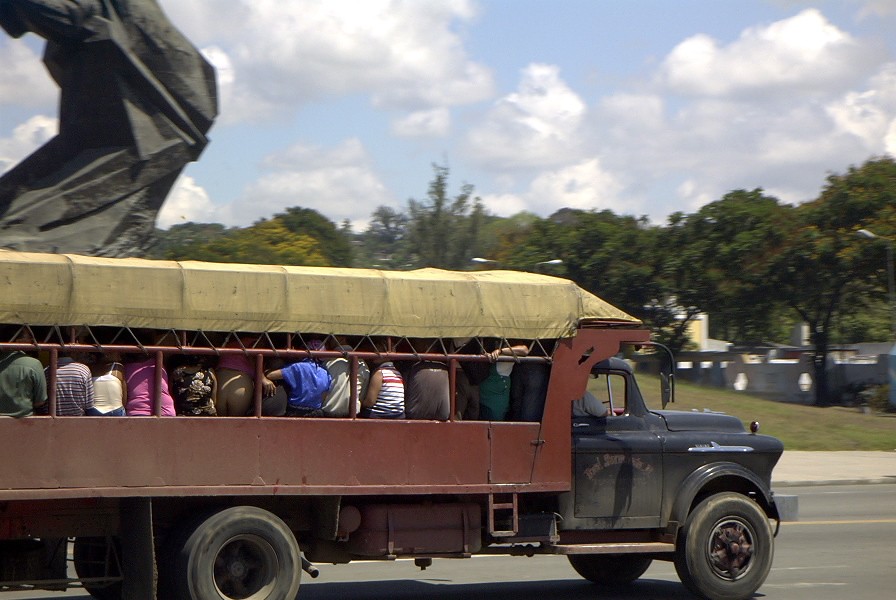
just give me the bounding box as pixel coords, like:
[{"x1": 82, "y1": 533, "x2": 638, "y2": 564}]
[{"x1": 1, "y1": 0, "x2": 895, "y2": 231}]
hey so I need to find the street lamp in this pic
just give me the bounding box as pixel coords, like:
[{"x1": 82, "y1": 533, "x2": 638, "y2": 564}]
[
  {"x1": 857, "y1": 229, "x2": 895, "y2": 340},
  {"x1": 471, "y1": 257, "x2": 499, "y2": 265},
  {"x1": 857, "y1": 228, "x2": 896, "y2": 410}
]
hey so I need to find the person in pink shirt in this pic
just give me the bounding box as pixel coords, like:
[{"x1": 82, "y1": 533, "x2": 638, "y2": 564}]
[{"x1": 124, "y1": 355, "x2": 175, "y2": 416}]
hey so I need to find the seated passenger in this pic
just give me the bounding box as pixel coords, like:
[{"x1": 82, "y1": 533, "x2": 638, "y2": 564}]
[
  {"x1": 263, "y1": 340, "x2": 332, "y2": 417},
  {"x1": 169, "y1": 356, "x2": 217, "y2": 416},
  {"x1": 0, "y1": 328, "x2": 47, "y2": 418},
  {"x1": 572, "y1": 391, "x2": 609, "y2": 418},
  {"x1": 216, "y1": 335, "x2": 258, "y2": 416},
  {"x1": 479, "y1": 339, "x2": 529, "y2": 421},
  {"x1": 88, "y1": 352, "x2": 126, "y2": 416},
  {"x1": 123, "y1": 331, "x2": 175, "y2": 416},
  {"x1": 361, "y1": 342, "x2": 405, "y2": 419},
  {"x1": 509, "y1": 361, "x2": 550, "y2": 422},
  {"x1": 402, "y1": 359, "x2": 450, "y2": 421},
  {"x1": 321, "y1": 337, "x2": 369, "y2": 418},
  {"x1": 50, "y1": 352, "x2": 95, "y2": 416}
]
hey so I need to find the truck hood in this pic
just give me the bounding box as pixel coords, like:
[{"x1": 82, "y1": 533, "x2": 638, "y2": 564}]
[{"x1": 653, "y1": 409, "x2": 746, "y2": 433}]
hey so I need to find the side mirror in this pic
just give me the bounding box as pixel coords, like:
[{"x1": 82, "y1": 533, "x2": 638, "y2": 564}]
[{"x1": 661, "y1": 369, "x2": 675, "y2": 409}]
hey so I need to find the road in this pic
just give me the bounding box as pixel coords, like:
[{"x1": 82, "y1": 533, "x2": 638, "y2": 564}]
[{"x1": 4, "y1": 484, "x2": 894, "y2": 600}]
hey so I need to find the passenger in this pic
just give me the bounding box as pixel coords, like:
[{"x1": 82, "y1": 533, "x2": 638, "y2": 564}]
[
  {"x1": 169, "y1": 356, "x2": 217, "y2": 416},
  {"x1": 479, "y1": 340, "x2": 529, "y2": 421},
  {"x1": 123, "y1": 354, "x2": 176, "y2": 416},
  {"x1": 262, "y1": 340, "x2": 331, "y2": 417},
  {"x1": 361, "y1": 341, "x2": 405, "y2": 419},
  {"x1": 216, "y1": 335, "x2": 258, "y2": 416},
  {"x1": 50, "y1": 352, "x2": 95, "y2": 416},
  {"x1": 87, "y1": 352, "x2": 126, "y2": 416},
  {"x1": 402, "y1": 358, "x2": 450, "y2": 421},
  {"x1": 572, "y1": 390, "x2": 609, "y2": 418},
  {"x1": 509, "y1": 342, "x2": 552, "y2": 422},
  {"x1": 0, "y1": 328, "x2": 47, "y2": 417},
  {"x1": 321, "y1": 336, "x2": 369, "y2": 418},
  {"x1": 453, "y1": 368, "x2": 479, "y2": 420},
  {"x1": 452, "y1": 338, "x2": 485, "y2": 420}
]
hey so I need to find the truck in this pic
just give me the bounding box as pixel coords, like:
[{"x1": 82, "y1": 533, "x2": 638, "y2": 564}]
[{"x1": 0, "y1": 250, "x2": 797, "y2": 600}]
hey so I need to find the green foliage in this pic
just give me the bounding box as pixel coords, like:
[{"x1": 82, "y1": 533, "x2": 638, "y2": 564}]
[
  {"x1": 405, "y1": 164, "x2": 486, "y2": 269},
  {"x1": 156, "y1": 208, "x2": 347, "y2": 266}
]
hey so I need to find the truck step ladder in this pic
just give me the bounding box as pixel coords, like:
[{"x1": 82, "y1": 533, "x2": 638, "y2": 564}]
[{"x1": 488, "y1": 493, "x2": 518, "y2": 537}]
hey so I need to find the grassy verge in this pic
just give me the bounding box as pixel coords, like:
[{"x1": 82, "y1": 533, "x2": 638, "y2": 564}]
[{"x1": 637, "y1": 375, "x2": 896, "y2": 451}]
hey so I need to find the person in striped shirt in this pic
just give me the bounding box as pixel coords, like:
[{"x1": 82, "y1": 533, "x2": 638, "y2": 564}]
[{"x1": 361, "y1": 341, "x2": 405, "y2": 419}]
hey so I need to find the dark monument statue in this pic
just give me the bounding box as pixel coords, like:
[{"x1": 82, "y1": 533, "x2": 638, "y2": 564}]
[{"x1": 0, "y1": 0, "x2": 218, "y2": 256}]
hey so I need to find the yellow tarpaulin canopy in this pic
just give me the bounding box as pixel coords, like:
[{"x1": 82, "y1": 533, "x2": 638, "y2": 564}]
[{"x1": 0, "y1": 251, "x2": 639, "y2": 339}]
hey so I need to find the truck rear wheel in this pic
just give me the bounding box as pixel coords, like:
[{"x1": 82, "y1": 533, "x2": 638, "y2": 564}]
[
  {"x1": 567, "y1": 554, "x2": 652, "y2": 585},
  {"x1": 168, "y1": 506, "x2": 301, "y2": 600},
  {"x1": 673, "y1": 492, "x2": 773, "y2": 600}
]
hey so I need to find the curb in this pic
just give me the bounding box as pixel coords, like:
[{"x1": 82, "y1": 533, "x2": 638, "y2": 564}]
[{"x1": 773, "y1": 477, "x2": 896, "y2": 487}]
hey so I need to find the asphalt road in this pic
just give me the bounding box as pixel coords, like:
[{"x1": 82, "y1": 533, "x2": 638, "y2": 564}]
[{"x1": 4, "y1": 483, "x2": 894, "y2": 600}]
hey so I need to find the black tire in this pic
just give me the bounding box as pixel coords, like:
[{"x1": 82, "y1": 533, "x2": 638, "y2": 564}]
[
  {"x1": 73, "y1": 537, "x2": 123, "y2": 600},
  {"x1": 169, "y1": 506, "x2": 301, "y2": 600},
  {"x1": 673, "y1": 492, "x2": 774, "y2": 600},
  {"x1": 568, "y1": 554, "x2": 652, "y2": 585}
]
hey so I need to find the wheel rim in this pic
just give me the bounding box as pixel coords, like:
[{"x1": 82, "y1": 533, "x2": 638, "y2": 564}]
[
  {"x1": 705, "y1": 516, "x2": 756, "y2": 581},
  {"x1": 212, "y1": 534, "x2": 279, "y2": 599}
]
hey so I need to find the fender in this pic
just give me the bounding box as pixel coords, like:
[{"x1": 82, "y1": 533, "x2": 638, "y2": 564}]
[{"x1": 669, "y1": 461, "x2": 778, "y2": 526}]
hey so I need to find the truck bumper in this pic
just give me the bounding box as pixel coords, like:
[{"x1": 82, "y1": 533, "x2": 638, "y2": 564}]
[{"x1": 772, "y1": 493, "x2": 799, "y2": 522}]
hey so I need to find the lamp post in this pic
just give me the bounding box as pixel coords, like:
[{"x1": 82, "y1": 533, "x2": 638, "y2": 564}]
[
  {"x1": 857, "y1": 229, "x2": 896, "y2": 339},
  {"x1": 857, "y1": 228, "x2": 896, "y2": 409}
]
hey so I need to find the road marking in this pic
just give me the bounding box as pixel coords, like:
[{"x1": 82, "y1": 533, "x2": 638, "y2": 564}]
[
  {"x1": 772, "y1": 565, "x2": 849, "y2": 571},
  {"x1": 784, "y1": 519, "x2": 896, "y2": 525},
  {"x1": 762, "y1": 583, "x2": 848, "y2": 588}
]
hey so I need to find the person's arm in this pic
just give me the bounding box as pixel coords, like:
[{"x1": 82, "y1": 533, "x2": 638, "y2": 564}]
[
  {"x1": 262, "y1": 369, "x2": 282, "y2": 397},
  {"x1": 487, "y1": 343, "x2": 530, "y2": 362},
  {"x1": 362, "y1": 369, "x2": 383, "y2": 409},
  {"x1": 32, "y1": 367, "x2": 48, "y2": 411}
]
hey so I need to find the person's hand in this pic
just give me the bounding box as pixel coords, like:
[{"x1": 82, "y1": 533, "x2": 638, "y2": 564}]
[
  {"x1": 488, "y1": 349, "x2": 502, "y2": 362},
  {"x1": 262, "y1": 376, "x2": 276, "y2": 397}
]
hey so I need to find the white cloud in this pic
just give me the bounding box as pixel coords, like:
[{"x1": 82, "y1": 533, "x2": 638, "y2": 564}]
[
  {"x1": 465, "y1": 63, "x2": 586, "y2": 170},
  {"x1": 391, "y1": 109, "x2": 451, "y2": 137},
  {"x1": 156, "y1": 175, "x2": 219, "y2": 229},
  {"x1": 481, "y1": 159, "x2": 622, "y2": 218},
  {"x1": 226, "y1": 138, "x2": 393, "y2": 228},
  {"x1": 0, "y1": 115, "x2": 56, "y2": 174},
  {"x1": 165, "y1": 0, "x2": 493, "y2": 123},
  {"x1": 658, "y1": 9, "x2": 881, "y2": 97},
  {"x1": 826, "y1": 63, "x2": 896, "y2": 152},
  {"x1": 0, "y1": 39, "x2": 56, "y2": 110}
]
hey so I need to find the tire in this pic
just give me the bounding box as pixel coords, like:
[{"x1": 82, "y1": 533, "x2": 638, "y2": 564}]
[
  {"x1": 673, "y1": 492, "x2": 774, "y2": 600},
  {"x1": 567, "y1": 554, "x2": 652, "y2": 585},
  {"x1": 73, "y1": 536, "x2": 122, "y2": 600},
  {"x1": 168, "y1": 506, "x2": 301, "y2": 600}
]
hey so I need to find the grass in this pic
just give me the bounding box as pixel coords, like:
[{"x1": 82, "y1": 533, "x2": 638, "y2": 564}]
[{"x1": 636, "y1": 374, "x2": 896, "y2": 451}]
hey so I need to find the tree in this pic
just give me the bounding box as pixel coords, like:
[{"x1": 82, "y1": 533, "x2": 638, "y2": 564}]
[
  {"x1": 158, "y1": 208, "x2": 344, "y2": 267},
  {"x1": 662, "y1": 190, "x2": 791, "y2": 345},
  {"x1": 355, "y1": 205, "x2": 411, "y2": 268},
  {"x1": 769, "y1": 157, "x2": 896, "y2": 405},
  {"x1": 405, "y1": 164, "x2": 486, "y2": 269}
]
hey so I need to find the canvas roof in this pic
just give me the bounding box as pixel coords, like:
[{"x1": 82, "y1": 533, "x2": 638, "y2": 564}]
[{"x1": 0, "y1": 251, "x2": 639, "y2": 339}]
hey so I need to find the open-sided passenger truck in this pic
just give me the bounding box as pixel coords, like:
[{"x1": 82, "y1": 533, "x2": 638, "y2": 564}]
[{"x1": 0, "y1": 251, "x2": 796, "y2": 600}]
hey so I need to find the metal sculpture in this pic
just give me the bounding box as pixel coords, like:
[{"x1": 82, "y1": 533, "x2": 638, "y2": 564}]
[{"x1": 0, "y1": 0, "x2": 218, "y2": 256}]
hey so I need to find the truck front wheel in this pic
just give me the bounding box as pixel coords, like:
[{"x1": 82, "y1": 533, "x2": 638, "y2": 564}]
[
  {"x1": 169, "y1": 506, "x2": 301, "y2": 600},
  {"x1": 567, "y1": 554, "x2": 652, "y2": 585},
  {"x1": 673, "y1": 492, "x2": 773, "y2": 600}
]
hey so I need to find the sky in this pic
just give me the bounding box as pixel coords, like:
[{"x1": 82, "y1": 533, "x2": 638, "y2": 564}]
[{"x1": 1, "y1": 0, "x2": 895, "y2": 232}]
